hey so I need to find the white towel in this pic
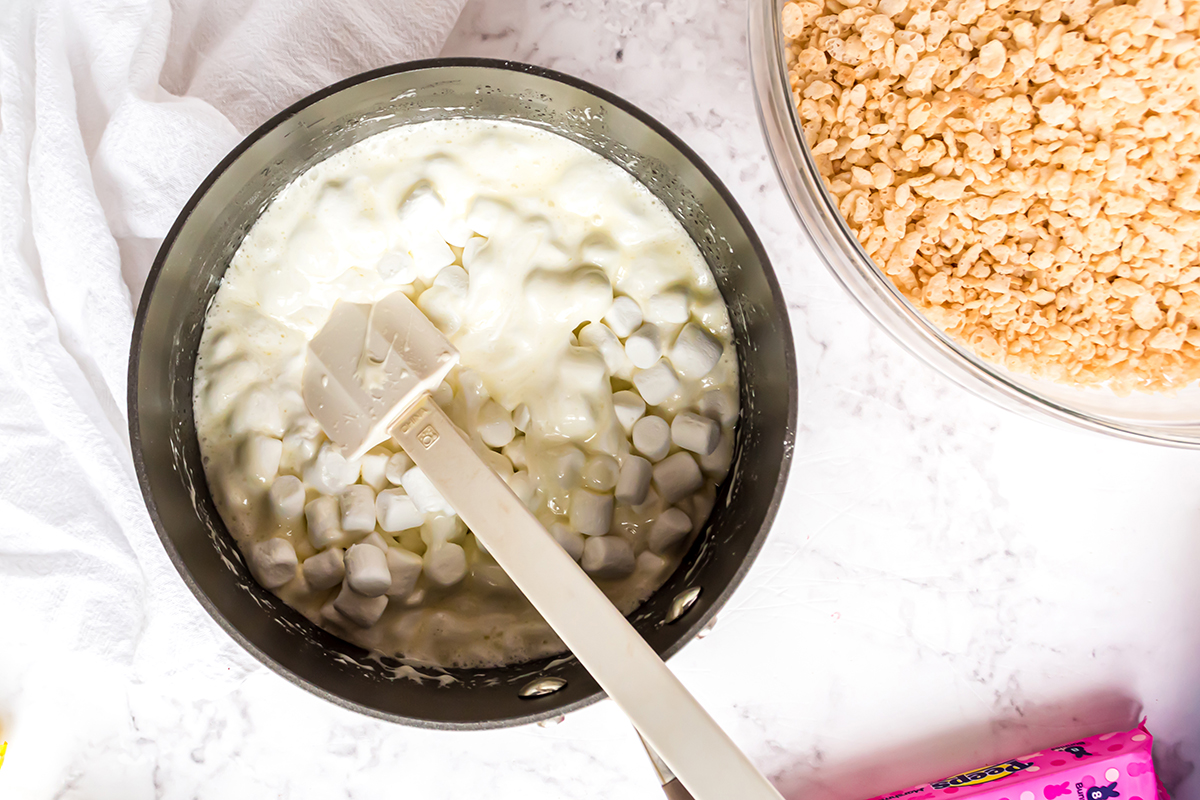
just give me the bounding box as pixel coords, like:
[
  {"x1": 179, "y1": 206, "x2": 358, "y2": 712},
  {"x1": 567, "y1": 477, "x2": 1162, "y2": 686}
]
[{"x1": 0, "y1": 0, "x2": 464, "y2": 795}]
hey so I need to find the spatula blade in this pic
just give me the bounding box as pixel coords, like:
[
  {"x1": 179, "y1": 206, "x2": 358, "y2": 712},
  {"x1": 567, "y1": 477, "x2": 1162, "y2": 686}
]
[{"x1": 302, "y1": 290, "x2": 459, "y2": 460}]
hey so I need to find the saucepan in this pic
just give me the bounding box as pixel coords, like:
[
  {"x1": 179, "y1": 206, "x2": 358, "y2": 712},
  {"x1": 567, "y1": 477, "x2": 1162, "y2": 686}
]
[{"x1": 129, "y1": 58, "x2": 796, "y2": 728}]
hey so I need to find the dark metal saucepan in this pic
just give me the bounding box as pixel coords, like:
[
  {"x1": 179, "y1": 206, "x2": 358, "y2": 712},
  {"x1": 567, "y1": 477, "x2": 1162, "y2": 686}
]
[{"x1": 129, "y1": 58, "x2": 796, "y2": 729}]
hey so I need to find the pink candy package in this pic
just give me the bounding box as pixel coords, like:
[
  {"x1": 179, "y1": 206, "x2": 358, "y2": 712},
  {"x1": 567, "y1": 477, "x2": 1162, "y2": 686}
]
[{"x1": 867, "y1": 722, "x2": 1169, "y2": 800}]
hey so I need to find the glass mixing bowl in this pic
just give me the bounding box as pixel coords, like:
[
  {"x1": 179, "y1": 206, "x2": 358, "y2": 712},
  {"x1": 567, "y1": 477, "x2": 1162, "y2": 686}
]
[{"x1": 749, "y1": 0, "x2": 1200, "y2": 447}]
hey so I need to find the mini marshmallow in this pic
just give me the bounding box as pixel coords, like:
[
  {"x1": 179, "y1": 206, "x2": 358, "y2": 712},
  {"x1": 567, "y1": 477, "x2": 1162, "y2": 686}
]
[
  {"x1": 670, "y1": 323, "x2": 722, "y2": 379},
  {"x1": 304, "y1": 496, "x2": 343, "y2": 549},
  {"x1": 646, "y1": 289, "x2": 689, "y2": 324},
  {"x1": 648, "y1": 507, "x2": 693, "y2": 554},
  {"x1": 634, "y1": 486, "x2": 660, "y2": 515},
  {"x1": 406, "y1": 239, "x2": 456, "y2": 284},
  {"x1": 635, "y1": 550, "x2": 672, "y2": 584},
  {"x1": 361, "y1": 531, "x2": 390, "y2": 551},
  {"x1": 550, "y1": 522, "x2": 585, "y2": 561},
  {"x1": 345, "y1": 542, "x2": 391, "y2": 597},
  {"x1": 615, "y1": 455, "x2": 652, "y2": 506},
  {"x1": 632, "y1": 415, "x2": 671, "y2": 462},
  {"x1": 439, "y1": 218, "x2": 474, "y2": 252},
  {"x1": 375, "y1": 489, "x2": 425, "y2": 533},
  {"x1": 604, "y1": 295, "x2": 643, "y2": 338},
  {"x1": 269, "y1": 475, "x2": 306, "y2": 520},
  {"x1": 592, "y1": 424, "x2": 624, "y2": 458},
  {"x1": 230, "y1": 390, "x2": 285, "y2": 437},
  {"x1": 697, "y1": 387, "x2": 739, "y2": 427},
  {"x1": 418, "y1": 285, "x2": 463, "y2": 335},
  {"x1": 340, "y1": 484, "x2": 377, "y2": 533},
  {"x1": 581, "y1": 454, "x2": 620, "y2": 492},
  {"x1": 569, "y1": 489, "x2": 614, "y2": 536},
  {"x1": 578, "y1": 322, "x2": 627, "y2": 375},
  {"x1": 512, "y1": 403, "x2": 531, "y2": 432},
  {"x1": 359, "y1": 448, "x2": 390, "y2": 491},
  {"x1": 305, "y1": 444, "x2": 359, "y2": 495},
  {"x1": 652, "y1": 452, "x2": 704, "y2": 505},
  {"x1": 302, "y1": 547, "x2": 345, "y2": 591},
  {"x1": 377, "y1": 250, "x2": 416, "y2": 283},
  {"x1": 385, "y1": 547, "x2": 423, "y2": 598},
  {"x1": 333, "y1": 582, "x2": 388, "y2": 628},
  {"x1": 502, "y1": 436, "x2": 527, "y2": 469},
  {"x1": 581, "y1": 536, "x2": 636, "y2": 579},
  {"x1": 633, "y1": 359, "x2": 681, "y2": 406},
  {"x1": 243, "y1": 435, "x2": 283, "y2": 484},
  {"x1": 279, "y1": 419, "x2": 321, "y2": 474},
  {"x1": 424, "y1": 542, "x2": 468, "y2": 587},
  {"x1": 401, "y1": 467, "x2": 456, "y2": 516},
  {"x1": 421, "y1": 514, "x2": 465, "y2": 548},
  {"x1": 434, "y1": 264, "x2": 469, "y2": 295},
  {"x1": 625, "y1": 323, "x2": 662, "y2": 369},
  {"x1": 457, "y1": 369, "x2": 488, "y2": 410},
  {"x1": 248, "y1": 538, "x2": 298, "y2": 589},
  {"x1": 461, "y1": 235, "x2": 488, "y2": 269},
  {"x1": 477, "y1": 400, "x2": 515, "y2": 448},
  {"x1": 280, "y1": 433, "x2": 319, "y2": 475},
  {"x1": 611, "y1": 390, "x2": 646, "y2": 433},
  {"x1": 670, "y1": 412, "x2": 721, "y2": 456},
  {"x1": 699, "y1": 432, "x2": 734, "y2": 476},
  {"x1": 385, "y1": 452, "x2": 413, "y2": 485}
]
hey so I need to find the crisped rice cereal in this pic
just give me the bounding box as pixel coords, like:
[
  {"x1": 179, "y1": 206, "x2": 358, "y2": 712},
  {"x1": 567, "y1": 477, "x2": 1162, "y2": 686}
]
[{"x1": 784, "y1": 0, "x2": 1200, "y2": 392}]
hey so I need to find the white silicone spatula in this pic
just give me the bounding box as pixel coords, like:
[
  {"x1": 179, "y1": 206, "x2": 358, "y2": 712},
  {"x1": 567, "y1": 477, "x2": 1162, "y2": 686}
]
[{"x1": 302, "y1": 291, "x2": 782, "y2": 800}]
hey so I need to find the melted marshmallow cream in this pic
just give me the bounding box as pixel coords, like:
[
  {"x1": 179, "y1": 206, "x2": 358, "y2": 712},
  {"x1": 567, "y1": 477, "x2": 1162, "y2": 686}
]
[{"x1": 194, "y1": 119, "x2": 739, "y2": 668}]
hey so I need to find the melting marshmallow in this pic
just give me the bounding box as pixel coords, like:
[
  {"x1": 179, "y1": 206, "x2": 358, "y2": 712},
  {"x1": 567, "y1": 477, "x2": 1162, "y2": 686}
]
[
  {"x1": 581, "y1": 536, "x2": 636, "y2": 579},
  {"x1": 633, "y1": 359, "x2": 681, "y2": 406},
  {"x1": 345, "y1": 542, "x2": 391, "y2": 597},
  {"x1": 615, "y1": 455, "x2": 652, "y2": 506},
  {"x1": 625, "y1": 323, "x2": 662, "y2": 369},
  {"x1": 302, "y1": 547, "x2": 346, "y2": 591},
  {"x1": 652, "y1": 452, "x2": 704, "y2": 505},
  {"x1": 339, "y1": 485, "x2": 377, "y2": 534},
  {"x1": 604, "y1": 295, "x2": 643, "y2": 338},
  {"x1": 248, "y1": 538, "x2": 298, "y2": 588},
  {"x1": 269, "y1": 475, "x2": 306, "y2": 520},
  {"x1": 376, "y1": 489, "x2": 424, "y2": 533},
  {"x1": 632, "y1": 415, "x2": 671, "y2": 462},
  {"x1": 648, "y1": 508, "x2": 693, "y2": 554},
  {"x1": 670, "y1": 412, "x2": 721, "y2": 456}
]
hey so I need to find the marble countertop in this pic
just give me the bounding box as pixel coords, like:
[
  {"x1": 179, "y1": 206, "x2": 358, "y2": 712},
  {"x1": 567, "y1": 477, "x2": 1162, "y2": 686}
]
[{"x1": 11, "y1": 1, "x2": 1198, "y2": 798}]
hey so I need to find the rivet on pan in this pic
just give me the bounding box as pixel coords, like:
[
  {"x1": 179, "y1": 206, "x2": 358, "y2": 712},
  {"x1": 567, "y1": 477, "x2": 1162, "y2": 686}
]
[
  {"x1": 665, "y1": 587, "x2": 702, "y2": 624},
  {"x1": 696, "y1": 615, "x2": 718, "y2": 639},
  {"x1": 537, "y1": 715, "x2": 566, "y2": 728},
  {"x1": 519, "y1": 677, "x2": 567, "y2": 698}
]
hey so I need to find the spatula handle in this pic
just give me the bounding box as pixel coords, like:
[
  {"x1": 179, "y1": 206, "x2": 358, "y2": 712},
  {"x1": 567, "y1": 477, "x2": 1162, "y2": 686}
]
[{"x1": 391, "y1": 395, "x2": 781, "y2": 800}]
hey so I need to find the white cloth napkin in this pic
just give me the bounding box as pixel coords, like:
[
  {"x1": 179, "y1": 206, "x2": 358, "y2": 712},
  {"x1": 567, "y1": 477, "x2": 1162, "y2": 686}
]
[{"x1": 0, "y1": 0, "x2": 464, "y2": 795}]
